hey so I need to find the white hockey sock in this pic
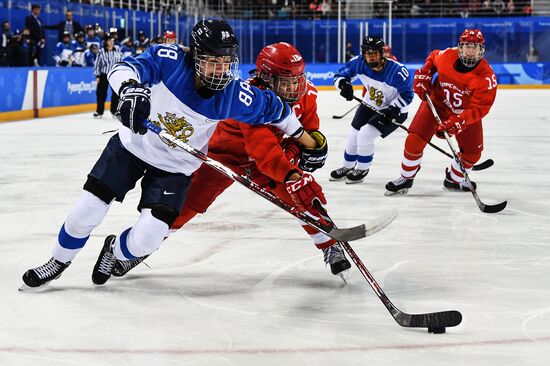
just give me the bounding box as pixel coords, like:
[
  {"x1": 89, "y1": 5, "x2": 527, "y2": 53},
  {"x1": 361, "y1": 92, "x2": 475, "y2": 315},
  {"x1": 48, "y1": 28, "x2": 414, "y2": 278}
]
[
  {"x1": 342, "y1": 128, "x2": 359, "y2": 168},
  {"x1": 400, "y1": 151, "x2": 423, "y2": 179},
  {"x1": 113, "y1": 209, "x2": 169, "y2": 260},
  {"x1": 449, "y1": 159, "x2": 471, "y2": 183},
  {"x1": 356, "y1": 124, "x2": 381, "y2": 170},
  {"x1": 52, "y1": 191, "x2": 111, "y2": 263},
  {"x1": 298, "y1": 219, "x2": 336, "y2": 249}
]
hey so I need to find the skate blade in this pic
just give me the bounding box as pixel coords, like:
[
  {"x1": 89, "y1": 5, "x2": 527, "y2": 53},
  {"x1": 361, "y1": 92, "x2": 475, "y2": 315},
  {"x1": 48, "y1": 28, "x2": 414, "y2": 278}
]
[
  {"x1": 18, "y1": 282, "x2": 50, "y2": 292},
  {"x1": 345, "y1": 179, "x2": 364, "y2": 185},
  {"x1": 336, "y1": 269, "x2": 350, "y2": 285},
  {"x1": 329, "y1": 177, "x2": 347, "y2": 182},
  {"x1": 384, "y1": 189, "x2": 408, "y2": 196}
]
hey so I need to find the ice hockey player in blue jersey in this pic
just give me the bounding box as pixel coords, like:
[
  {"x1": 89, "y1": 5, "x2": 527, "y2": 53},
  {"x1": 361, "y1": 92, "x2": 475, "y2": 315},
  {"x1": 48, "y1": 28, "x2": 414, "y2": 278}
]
[
  {"x1": 330, "y1": 36, "x2": 413, "y2": 184},
  {"x1": 21, "y1": 19, "x2": 325, "y2": 289}
]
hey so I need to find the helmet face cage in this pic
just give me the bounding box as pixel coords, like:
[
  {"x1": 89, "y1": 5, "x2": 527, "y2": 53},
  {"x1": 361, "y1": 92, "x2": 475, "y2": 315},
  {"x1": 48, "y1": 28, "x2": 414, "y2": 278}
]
[
  {"x1": 458, "y1": 29, "x2": 485, "y2": 67},
  {"x1": 260, "y1": 71, "x2": 307, "y2": 104},
  {"x1": 361, "y1": 36, "x2": 385, "y2": 68},
  {"x1": 190, "y1": 19, "x2": 239, "y2": 91},
  {"x1": 194, "y1": 52, "x2": 239, "y2": 91},
  {"x1": 458, "y1": 42, "x2": 484, "y2": 67}
]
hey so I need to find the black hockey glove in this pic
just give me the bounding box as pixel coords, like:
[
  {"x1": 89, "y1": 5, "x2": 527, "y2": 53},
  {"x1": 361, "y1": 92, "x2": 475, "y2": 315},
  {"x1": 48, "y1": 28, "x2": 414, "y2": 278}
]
[
  {"x1": 379, "y1": 105, "x2": 402, "y2": 125},
  {"x1": 58, "y1": 60, "x2": 69, "y2": 67},
  {"x1": 299, "y1": 130, "x2": 328, "y2": 172},
  {"x1": 338, "y1": 79, "x2": 354, "y2": 101},
  {"x1": 116, "y1": 80, "x2": 151, "y2": 135}
]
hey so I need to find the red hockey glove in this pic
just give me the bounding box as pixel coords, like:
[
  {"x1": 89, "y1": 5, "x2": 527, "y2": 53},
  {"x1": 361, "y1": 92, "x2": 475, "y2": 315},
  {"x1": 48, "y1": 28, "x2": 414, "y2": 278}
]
[
  {"x1": 413, "y1": 69, "x2": 432, "y2": 101},
  {"x1": 285, "y1": 172, "x2": 327, "y2": 214},
  {"x1": 281, "y1": 137, "x2": 301, "y2": 166},
  {"x1": 436, "y1": 115, "x2": 466, "y2": 137}
]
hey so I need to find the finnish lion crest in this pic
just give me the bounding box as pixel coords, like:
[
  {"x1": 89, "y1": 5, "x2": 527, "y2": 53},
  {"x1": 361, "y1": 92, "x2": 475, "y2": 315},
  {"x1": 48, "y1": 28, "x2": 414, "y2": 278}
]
[
  {"x1": 153, "y1": 112, "x2": 195, "y2": 147},
  {"x1": 368, "y1": 86, "x2": 384, "y2": 106}
]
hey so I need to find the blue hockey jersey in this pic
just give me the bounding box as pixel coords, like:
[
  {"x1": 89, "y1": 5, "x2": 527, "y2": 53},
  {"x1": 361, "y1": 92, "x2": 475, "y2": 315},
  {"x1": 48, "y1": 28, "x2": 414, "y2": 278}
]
[
  {"x1": 109, "y1": 44, "x2": 301, "y2": 175},
  {"x1": 334, "y1": 56, "x2": 414, "y2": 112}
]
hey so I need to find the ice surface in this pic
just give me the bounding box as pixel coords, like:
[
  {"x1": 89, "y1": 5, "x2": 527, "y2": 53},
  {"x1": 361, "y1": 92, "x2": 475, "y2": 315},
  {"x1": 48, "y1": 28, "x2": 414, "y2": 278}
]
[{"x1": 1, "y1": 89, "x2": 549, "y2": 366}]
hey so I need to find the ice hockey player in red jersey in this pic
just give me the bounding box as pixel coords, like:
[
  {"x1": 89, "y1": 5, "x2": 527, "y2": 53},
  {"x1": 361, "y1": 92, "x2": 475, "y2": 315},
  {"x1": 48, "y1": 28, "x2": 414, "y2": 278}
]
[
  {"x1": 385, "y1": 29, "x2": 497, "y2": 195},
  {"x1": 383, "y1": 45, "x2": 397, "y2": 61},
  {"x1": 111, "y1": 42, "x2": 351, "y2": 279}
]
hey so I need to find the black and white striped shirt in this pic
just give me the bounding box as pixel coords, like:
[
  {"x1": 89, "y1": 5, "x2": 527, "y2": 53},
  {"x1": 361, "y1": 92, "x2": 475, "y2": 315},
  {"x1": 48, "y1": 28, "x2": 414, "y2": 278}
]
[{"x1": 94, "y1": 48, "x2": 122, "y2": 76}]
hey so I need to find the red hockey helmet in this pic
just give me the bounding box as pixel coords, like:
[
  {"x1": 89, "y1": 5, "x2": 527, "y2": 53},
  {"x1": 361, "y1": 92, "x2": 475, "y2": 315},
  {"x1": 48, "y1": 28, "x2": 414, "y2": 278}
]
[
  {"x1": 164, "y1": 30, "x2": 176, "y2": 39},
  {"x1": 458, "y1": 29, "x2": 485, "y2": 67},
  {"x1": 163, "y1": 30, "x2": 176, "y2": 44},
  {"x1": 256, "y1": 42, "x2": 307, "y2": 103}
]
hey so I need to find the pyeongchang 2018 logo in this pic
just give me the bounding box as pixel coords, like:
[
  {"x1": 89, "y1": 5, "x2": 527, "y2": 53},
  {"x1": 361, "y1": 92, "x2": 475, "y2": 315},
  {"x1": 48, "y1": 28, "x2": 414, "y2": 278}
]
[
  {"x1": 67, "y1": 81, "x2": 97, "y2": 94},
  {"x1": 306, "y1": 71, "x2": 334, "y2": 80}
]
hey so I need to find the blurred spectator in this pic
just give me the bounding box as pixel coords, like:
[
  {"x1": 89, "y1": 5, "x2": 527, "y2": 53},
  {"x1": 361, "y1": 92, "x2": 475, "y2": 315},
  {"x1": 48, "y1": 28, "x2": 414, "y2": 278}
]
[
  {"x1": 84, "y1": 43, "x2": 99, "y2": 66},
  {"x1": 1, "y1": 21, "x2": 12, "y2": 66},
  {"x1": 11, "y1": 28, "x2": 33, "y2": 67},
  {"x1": 44, "y1": 10, "x2": 84, "y2": 42},
  {"x1": 25, "y1": 4, "x2": 45, "y2": 66},
  {"x1": 345, "y1": 42, "x2": 355, "y2": 61},
  {"x1": 95, "y1": 24, "x2": 105, "y2": 40},
  {"x1": 120, "y1": 37, "x2": 135, "y2": 57},
  {"x1": 85, "y1": 25, "x2": 101, "y2": 50},
  {"x1": 526, "y1": 47, "x2": 539, "y2": 62},
  {"x1": 135, "y1": 30, "x2": 150, "y2": 51},
  {"x1": 309, "y1": 0, "x2": 321, "y2": 19},
  {"x1": 53, "y1": 31, "x2": 73, "y2": 67},
  {"x1": 71, "y1": 31, "x2": 87, "y2": 66}
]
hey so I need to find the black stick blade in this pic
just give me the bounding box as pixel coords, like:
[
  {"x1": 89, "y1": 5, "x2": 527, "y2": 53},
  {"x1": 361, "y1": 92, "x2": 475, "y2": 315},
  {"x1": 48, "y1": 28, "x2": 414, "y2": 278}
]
[
  {"x1": 481, "y1": 200, "x2": 507, "y2": 214},
  {"x1": 396, "y1": 310, "x2": 462, "y2": 328},
  {"x1": 332, "y1": 114, "x2": 345, "y2": 119},
  {"x1": 472, "y1": 159, "x2": 494, "y2": 171}
]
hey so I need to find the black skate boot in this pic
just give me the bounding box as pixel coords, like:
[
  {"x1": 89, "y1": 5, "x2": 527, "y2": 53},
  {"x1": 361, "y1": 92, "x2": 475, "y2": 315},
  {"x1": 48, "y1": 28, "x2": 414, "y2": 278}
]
[
  {"x1": 329, "y1": 166, "x2": 353, "y2": 181},
  {"x1": 443, "y1": 168, "x2": 477, "y2": 191},
  {"x1": 92, "y1": 235, "x2": 117, "y2": 285},
  {"x1": 345, "y1": 169, "x2": 369, "y2": 184},
  {"x1": 112, "y1": 255, "x2": 149, "y2": 277},
  {"x1": 385, "y1": 176, "x2": 414, "y2": 195},
  {"x1": 20, "y1": 258, "x2": 71, "y2": 290},
  {"x1": 322, "y1": 243, "x2": 351, "y2": 276}
]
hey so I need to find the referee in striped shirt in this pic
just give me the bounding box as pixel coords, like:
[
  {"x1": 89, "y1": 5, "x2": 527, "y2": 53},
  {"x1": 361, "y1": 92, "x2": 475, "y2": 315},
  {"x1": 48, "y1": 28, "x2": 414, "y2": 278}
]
[{"x1": 94, "y1": 32, "x2": 122, "y2": 118}]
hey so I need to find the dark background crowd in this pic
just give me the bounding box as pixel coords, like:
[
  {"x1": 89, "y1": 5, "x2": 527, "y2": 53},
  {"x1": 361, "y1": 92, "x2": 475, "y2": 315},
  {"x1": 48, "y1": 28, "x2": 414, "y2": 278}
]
[
  {"x1": 207, "y1": 0, "x2": 534, "y2": 20},
  {"x1": 0, "y1": 0, "x2": 542, "y2": 67},
  {"x1": 0, "y1": 3, "x2": 168, "y2": 67}
]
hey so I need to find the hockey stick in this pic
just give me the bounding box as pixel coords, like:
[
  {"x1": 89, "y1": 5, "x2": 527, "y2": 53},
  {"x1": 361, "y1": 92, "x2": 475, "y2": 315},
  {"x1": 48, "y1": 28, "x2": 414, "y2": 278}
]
[
  {"x1": 314, "y1": 201, "x2": 462, "y2": 330},
  {"x1": 332, "y1": 104, "x2": 358, "y2": 119},
  {"x1": 424, "y1": 95, "x2": 507, "y2": 213},
  {"x1": 352, "y1": 96, "x2": 493, "y2": 171},
  {"x1": 143, "y1": 120, "x2": 397, "y2": 242}
]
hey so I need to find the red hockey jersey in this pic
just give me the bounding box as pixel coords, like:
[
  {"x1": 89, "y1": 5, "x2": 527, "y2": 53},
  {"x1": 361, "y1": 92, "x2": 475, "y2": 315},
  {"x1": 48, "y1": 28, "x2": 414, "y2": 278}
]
[
  {"x1": 419, "y1": 47, "x2": 497, "y2": 125},
  {"x1": 207, "y1": 80, "x2": 320, "y2": 183}
]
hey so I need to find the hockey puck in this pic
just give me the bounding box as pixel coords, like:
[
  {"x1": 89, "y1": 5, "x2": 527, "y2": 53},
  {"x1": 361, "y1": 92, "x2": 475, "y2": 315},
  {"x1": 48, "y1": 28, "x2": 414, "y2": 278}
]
[{"x1": 428, "y1": 327, "x2": 446, "y2": 334}]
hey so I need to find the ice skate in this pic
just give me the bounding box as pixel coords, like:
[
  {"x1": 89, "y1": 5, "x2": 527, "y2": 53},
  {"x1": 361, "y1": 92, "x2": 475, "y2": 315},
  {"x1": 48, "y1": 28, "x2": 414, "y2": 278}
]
[
  {"x1": 329, "y1": 166, "x2": 353, "y2": 181},
  {"x1": 20, "y1": 257, "x2": 71, "y2": 291},
  {"x1": 323, "y1": 243, "x2": 351, "y2": 282},
  {"x1": 91, "y1": 235, "x2": 117, "y2": 285},
  {"x1": 443, "y1": 168, "x2": 477, "y2": 192},
  {"x1": 385, "y1": 176, "x2": 414, "y2": 196},
  {"x1": 112, "y1": 255, "x2": 149, "y2": 277},
  {"x1": 345, "y1": 169, "x2": 369, "y2": 184}
]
